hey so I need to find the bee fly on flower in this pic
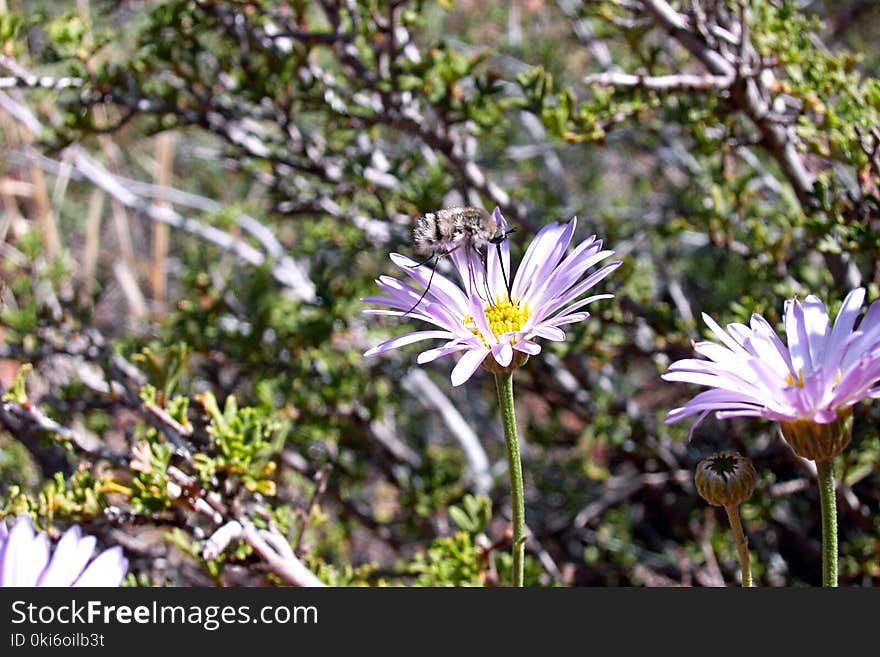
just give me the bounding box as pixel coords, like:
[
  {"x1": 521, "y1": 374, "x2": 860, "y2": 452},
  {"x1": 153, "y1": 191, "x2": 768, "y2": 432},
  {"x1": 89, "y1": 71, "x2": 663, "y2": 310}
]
[
  {"x1": 413, "y1": 206, "x2": 508, "y2": 254},
  {"x1": 407, "y1": 206, "x2": 515, "y2": 315}
]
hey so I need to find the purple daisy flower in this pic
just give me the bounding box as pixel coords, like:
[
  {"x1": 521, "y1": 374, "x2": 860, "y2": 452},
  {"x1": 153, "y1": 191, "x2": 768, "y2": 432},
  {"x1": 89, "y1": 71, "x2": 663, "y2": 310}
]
[
  {"x1": 662, "y1": 287, "x2": 880, "y2": 439},
  {"x1": 363, "y1": 208, "x2": 622, "y2": 386},
  {"x1": 0, "y1": 515, "x2": 128, "y2": 587}
]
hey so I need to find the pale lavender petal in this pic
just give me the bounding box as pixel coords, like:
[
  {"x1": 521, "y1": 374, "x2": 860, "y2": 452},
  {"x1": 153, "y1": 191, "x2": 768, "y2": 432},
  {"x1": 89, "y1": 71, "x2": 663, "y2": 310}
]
[
  {"x1": 388, "y1": 254, "x2": 470, "y2": 311},
  {"x1": 537, "y1": 261, "x2": 622, "y2": 321},
  {"x1": 749, "y1": 314, "x2": 794, "y2": 372},
  {"x1": 702, "y1": 313, "x2": 748, "y2": 354},
  {"x1": 665, "y1": 387, "x2": 766, "y2": 416},
  {"x1": 469, "y1": 295, "x2": 497, "y2": 346},
  {"x1": 492, "y1": 207, "x2": 509, "y2": 233},
  {"x1": 664, "y1": 408, "x2": 713, "y2": 442},
  {"x1": 72, "y1": 547, "x2": 128, "y2": 587},
  {"x1": 831, "y1": 357, "x2": 874, "y2": 404},
  {"x1": 793, "y1": 368, "x2": 826, "y2": 414},
  {"x1": 526, "y1": 247, "x2": 613, "y2": 309},
  {"x1": 451, "y1": 349, "x2": 489, "y2": 386},
  {"x1": 530, "y1": 325, "x2": 566, "y2": 341},
  {"x1": 662, "y1": 370, "x2": 749, "y2": 391},
  {"x1": 550, "y1": 294, "x2": 613, "y2": 317},
  {"x1": 551, "y1": 234, "x2": 600, "y2": 284},
  {"x1": 364, "y1": 330, "x2": 456, "y2": 357},
  {"x1": 785, "y1": 297, "x2": 813, "y2": 376},
  {"x1": 692, "y1": 342, "x2": 750, "y2": 369},
  {"x1": 511, "y1": 220, "x2": 574, "y2": 301},
  {"x1": 527, "y1": 219, "x2": 577, "y2": 286},
  {"x1": 370, "y1": 276, "x2": 454, "y2": 317},
  {"x1": 417, "y1": 343, "x2": 470, "y2": 364},
  {"x1": 802, "y1": 294, "x2": 830, "y2": 367},
  {"x1": 743, "y1": 332, "x2": 796, "y2": 379},
  {"x1": 450, "y1": 244, "x2": 487, "y2": 297},
  {"x1": 811, "y1": 408, "x2": 839, "y2": 423},
  {"x1": 362, "y1": 309, "x2": 433, "y2": 324},
  {"x1": 726, "y1": 322, "x2": 752, "y2": 347},
  {"x1": 36, "y1": 526, "x2": 97, "y2": 587},
  {"x1": 715, "y1": 409, "x2": 768, "y2": 419},
  {"x1": 513, "y1": 340, "x2": 541, "y2": 355},
  {"x1": 487, "y1": 208, "x2": 512, "y2": 295},
  {"x1": 543, "y1": 313, "x2": 589, "y2": 328},
  {"x1": 824, "y1": 287, "x2": 864, "y2": 370},
  {"x1": 842, "y1": 299, "x2": 880, "y2": 370},
  {"x1": 823, "y1": 329, "x2": 862, "y2": 381},
  {"x1": 2, "y1": 516, "x2": 48, "y2": 587},
  {"x1": 491, "y1": 342, "x2": 513, "y2": 367},
  {"x1": 664, "y1": 357, "x2": 755, "y2": 381}
]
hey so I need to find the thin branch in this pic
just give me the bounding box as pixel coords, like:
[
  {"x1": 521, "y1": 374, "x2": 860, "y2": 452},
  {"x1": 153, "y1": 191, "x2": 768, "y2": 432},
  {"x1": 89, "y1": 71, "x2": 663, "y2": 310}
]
[
  {"x1": 0, "y1": 90, "x2": 317, "y2": 301},
  {"x1": 0, "y1": 55, "x2": 83, "y2": 90},
  {"x1": 637, "y1": 0, "x2": 818, "y2": 210},
  {"x1": 201, "y1": 518, "x2": 326, "y2": 586},
  {"x1": 584, "y1": 70, "x2": 734, "y2": 91},
  {"x1": 0, "y1": 392, "x2": 127, "y2": 464}
]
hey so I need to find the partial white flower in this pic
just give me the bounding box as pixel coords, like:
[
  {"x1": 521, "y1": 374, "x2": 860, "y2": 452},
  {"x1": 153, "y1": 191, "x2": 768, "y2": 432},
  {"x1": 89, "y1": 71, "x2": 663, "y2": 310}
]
[{"x1": 0, "y1": 515, "x2": 128, "y2": 587}]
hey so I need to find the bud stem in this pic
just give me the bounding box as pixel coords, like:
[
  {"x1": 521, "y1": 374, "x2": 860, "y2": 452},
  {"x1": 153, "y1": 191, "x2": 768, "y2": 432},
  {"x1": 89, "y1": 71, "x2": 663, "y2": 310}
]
[
  {"x1": 494, "y1": 371, "x2": 525, "y2": 587},
  {"x1": 723, "y1": 503, "x2": 751, "y2": 587},
  {"x1": 816, "y1": 459, "x2": 838, "y2": 587}
]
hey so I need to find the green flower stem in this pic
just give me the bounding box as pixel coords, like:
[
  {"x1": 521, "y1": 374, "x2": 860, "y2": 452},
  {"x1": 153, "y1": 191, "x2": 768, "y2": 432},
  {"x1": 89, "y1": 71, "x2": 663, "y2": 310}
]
[
  {"x1": 816, "y1": 459, "x2": 838, "y2": 587},
  {"x1": 494, "y1": 371, "x2": 525, "y2": 587},
  {"x1": 723, "y1": 504, "x2": 751, "y2": 587}
]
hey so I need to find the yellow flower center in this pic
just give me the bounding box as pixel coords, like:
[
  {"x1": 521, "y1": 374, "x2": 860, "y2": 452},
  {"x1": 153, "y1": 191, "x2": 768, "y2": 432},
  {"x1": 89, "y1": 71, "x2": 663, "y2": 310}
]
[
  {"x1": 463, "y1": 296, "x2": 531, "y2": 346},
  {"x1": 785, "y1": 369, "x2": 842, "y2": 389},
  {"x1": 786, "y1": 370, "x2": 805, "y2": 388}
]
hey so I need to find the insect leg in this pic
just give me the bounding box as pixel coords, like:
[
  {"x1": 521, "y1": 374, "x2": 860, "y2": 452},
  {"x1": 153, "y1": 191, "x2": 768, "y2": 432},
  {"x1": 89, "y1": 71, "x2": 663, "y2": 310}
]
[
  {"x1": 403, "y1": 254, "x2": 441, "y2": 317},
  {"x1": 495, "y1": 241, "x2": 514, "y2": 301},
  {"x1": 475, "y1": 246, "x2": 495, "y2": 303},
  {"x1": 489, "y1": 228, "x2": 516, "y2": 301}
]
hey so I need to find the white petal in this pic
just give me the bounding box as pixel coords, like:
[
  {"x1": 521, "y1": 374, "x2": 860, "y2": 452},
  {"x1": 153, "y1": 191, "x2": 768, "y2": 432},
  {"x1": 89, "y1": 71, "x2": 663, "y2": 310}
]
[
  {"x1": 417, "y1": 343, "x2": 469, "y2": 364},
  {"x1": 364, "y1": 330, "x2": 455, "y2": 357},
  {"x1": 702, "y1": 313, "x2": 748, "y2": 354},
  {"x1": 530, "y1": 325, "x2": 566, "y2": 341},
  {"x1": 1, "y1": 516, "x2": 48, "y2": 586},
  {"x1": 37, "y1": 527, "x2": 96, "y2": 587},
  {"x1": 469, "y1": 295, "x2": 497, "y2": 346},
  {"x1": 511, "y1": 220, "x2": 573, "y2": 301},
  {"x1": 749, "y1": 313, "x2": 793, "y2": 371},
  {"x1": 513, "y1": 341, "x2": 542, "y2": 355},
  {"x1": 802, "y1": 294, "x2": 830, "y2": 367},
  {"x1": 72, "y1": 547, "x2": 128, "y2": 587},
  {"x1": 824, "y1": 287, "x2": 865, "y2": 371},
  {"x1": 785, "y1": 297, "x2": 813, "y2": 375},
  {"x1": 451, "y1": 349, "x2": 489, "y2": 386},
  {"x1": 544, "y1": 313, "x2": 589, "y2": 328},
  {"x1": 550, "y1": 294, "x2": 613, "y2": 317},
  {"x1": 492, "y1": 342, "x2": 514, "y2": 367},
  {"x1": 742, "y1": 334, "x2": 791, "y2": 378}
]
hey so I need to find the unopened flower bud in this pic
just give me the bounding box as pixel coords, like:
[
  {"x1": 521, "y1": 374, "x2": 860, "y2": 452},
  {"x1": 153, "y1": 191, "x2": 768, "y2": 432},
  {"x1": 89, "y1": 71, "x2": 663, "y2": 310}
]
[
  {"x1": 695, "y1": 451, "x2": 756, "y2": 507},
  {"x1": 778, "y1": 410, "x2": 852, "y2": 462}
]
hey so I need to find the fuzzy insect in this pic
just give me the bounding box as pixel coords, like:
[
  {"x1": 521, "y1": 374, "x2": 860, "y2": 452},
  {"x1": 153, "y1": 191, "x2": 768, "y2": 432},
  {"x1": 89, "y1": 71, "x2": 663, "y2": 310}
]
[
  {"x1": 412, "y1": 206, "x2": 507, "y2": 255},
  {"x1": 406, "y1": 206, "x2": 514, "y2": 316}
]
